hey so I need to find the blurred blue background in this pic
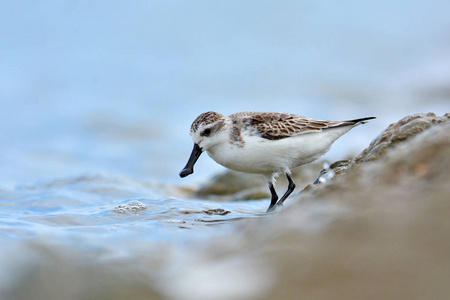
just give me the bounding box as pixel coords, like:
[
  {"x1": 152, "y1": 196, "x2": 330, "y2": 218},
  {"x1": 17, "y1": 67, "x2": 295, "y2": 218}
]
[{"x1": 1, "y1": 0, "x2": 449, "y2": 187}]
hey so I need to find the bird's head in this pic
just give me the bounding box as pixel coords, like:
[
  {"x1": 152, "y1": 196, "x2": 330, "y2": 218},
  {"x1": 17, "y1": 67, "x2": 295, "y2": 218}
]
[{"x1": 179, "y1": 111, "x2": 227, "y2": 178}]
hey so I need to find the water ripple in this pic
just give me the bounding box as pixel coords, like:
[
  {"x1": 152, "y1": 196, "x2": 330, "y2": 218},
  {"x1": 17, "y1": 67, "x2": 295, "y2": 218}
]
[{"x1": 0, "y1": 175, "x2": 267, "y2": 245}]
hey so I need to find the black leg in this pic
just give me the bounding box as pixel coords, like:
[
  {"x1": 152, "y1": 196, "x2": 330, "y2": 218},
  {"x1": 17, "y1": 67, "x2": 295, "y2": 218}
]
[
  {"x1": 266, "y1": 182, "x2": 278, "y2": 213},
  {"x1": 276, "y1": 173, "x2": 296, "y2": 207}
]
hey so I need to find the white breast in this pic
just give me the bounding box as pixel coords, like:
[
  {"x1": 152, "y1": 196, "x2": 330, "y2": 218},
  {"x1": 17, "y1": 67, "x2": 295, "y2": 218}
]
[{"x1": 206, "y1": 126, "x2": 354, "y2": 175}]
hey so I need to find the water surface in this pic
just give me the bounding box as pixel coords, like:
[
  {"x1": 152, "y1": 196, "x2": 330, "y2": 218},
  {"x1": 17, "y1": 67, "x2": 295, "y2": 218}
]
[{"x1": 0, "y1": 174, "x2": 268, "y2": 249}]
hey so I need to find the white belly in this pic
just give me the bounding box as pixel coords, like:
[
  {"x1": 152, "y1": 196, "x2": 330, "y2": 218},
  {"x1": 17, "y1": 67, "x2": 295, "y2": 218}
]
[{"x1": 207, "y1": 127, "x2": 353, "y2": 175}]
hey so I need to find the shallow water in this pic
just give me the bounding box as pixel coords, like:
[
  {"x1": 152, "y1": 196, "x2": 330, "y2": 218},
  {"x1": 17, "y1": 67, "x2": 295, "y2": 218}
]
[
  {"x1": 0, "y1": 174, "x2": 277, "y2": 299},
  {"x1": 0, "y1": 174, "x2": 267, "y2": 248}
]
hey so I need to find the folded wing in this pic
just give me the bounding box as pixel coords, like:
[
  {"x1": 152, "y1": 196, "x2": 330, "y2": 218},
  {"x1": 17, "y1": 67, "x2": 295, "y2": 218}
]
[{"x1": 237, "y1": 112, "x2": 375, "y2": 140}]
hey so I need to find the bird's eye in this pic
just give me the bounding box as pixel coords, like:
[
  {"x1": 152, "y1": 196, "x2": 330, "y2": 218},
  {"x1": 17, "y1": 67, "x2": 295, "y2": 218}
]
[{"x1": 203, "y1": 128, "x2": 211, "y2": 136}]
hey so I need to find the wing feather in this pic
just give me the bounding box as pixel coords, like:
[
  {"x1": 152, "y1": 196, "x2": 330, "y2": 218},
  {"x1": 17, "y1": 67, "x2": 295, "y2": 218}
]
[{"x1": 229, "y1": 112, "x2": 374, "y2": 140}]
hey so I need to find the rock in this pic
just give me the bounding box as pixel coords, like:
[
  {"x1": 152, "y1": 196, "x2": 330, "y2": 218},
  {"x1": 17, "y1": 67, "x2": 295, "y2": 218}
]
[
  {"x1": 313, "y1": 160, "x2": 351, "y2": 184},
  {"x1": 353, "y1": 112, "x2": 449, "y2": 164},
  {"x1": 312, "y1": 112, "x2": 450, "y2": 184},
  {"x1": 196, "y1": 170, "x2": 265, "y2": 198},
  {"x1": 234, "y1": 188, "x2": 271, "y2": 200},
  {"x1": 196, "y1": 161, "x2": 325, "y2": 200}
]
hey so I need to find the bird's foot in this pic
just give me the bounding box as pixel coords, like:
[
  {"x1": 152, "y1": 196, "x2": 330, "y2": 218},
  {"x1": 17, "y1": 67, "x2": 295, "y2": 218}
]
[{"x1": 266, "y1": 202, "x2": 284, "y2": 213}]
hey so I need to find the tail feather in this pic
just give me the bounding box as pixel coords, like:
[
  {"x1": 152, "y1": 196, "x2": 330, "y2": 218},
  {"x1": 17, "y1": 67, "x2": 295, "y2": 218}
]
[
  {"x1": 329, "y1": 116, "x2": 376, "y2": 128},
  {"x1": 345, "y1": 116, "x2": 376, "y2": 124}
]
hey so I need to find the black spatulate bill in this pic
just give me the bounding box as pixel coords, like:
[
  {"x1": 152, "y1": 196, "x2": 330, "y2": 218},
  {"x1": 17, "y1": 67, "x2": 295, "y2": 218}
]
[{"x1": 179, "y1": 143, "x2": 202, "y2": 178}]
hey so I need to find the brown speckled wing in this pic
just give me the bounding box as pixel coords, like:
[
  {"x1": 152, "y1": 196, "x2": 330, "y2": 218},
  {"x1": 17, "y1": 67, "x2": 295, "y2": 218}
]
[{"x1": 232, "y1": 112, "x2": 368, "y2": 140}]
